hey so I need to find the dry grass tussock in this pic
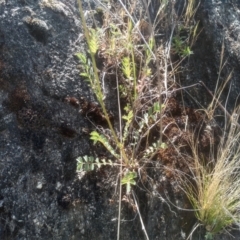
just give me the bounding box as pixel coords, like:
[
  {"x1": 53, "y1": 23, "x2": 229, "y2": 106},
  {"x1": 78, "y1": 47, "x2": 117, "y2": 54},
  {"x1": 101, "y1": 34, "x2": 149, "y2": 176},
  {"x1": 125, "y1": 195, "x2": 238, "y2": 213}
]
[{"x1": 181, "y1": 106, "x2": 240, "y2": 238}]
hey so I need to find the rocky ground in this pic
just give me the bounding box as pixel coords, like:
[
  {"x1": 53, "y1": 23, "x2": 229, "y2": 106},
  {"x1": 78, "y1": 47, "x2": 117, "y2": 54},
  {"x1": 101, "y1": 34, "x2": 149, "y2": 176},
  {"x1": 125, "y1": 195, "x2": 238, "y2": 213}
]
[{"x1": 0, "y1": 0, "x2": 240, "y2": 239}]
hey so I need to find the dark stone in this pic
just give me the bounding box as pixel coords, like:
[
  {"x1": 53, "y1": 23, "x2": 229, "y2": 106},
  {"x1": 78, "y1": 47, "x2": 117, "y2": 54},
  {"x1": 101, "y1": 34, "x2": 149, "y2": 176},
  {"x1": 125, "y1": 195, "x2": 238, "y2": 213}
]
[{"x1": 0, "y1": 0, "x2": 239, "y2": 239}]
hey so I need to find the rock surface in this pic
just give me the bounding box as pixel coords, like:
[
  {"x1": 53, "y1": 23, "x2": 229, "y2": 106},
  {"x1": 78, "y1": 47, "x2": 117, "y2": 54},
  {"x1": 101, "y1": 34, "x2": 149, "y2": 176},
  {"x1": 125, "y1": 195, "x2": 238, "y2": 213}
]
[
  {"x1": 181, "y1": 0, "x2": 240, "y2": 111},
  {"x1": 0, "y1": 0, "x2": 240, "y2": 239}
]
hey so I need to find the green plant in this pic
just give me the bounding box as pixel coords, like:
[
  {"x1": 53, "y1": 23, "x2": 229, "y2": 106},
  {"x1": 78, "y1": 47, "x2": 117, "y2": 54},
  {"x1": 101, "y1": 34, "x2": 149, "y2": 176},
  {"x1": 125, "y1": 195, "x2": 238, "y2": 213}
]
[
  {"x1": 76, "y1": 2, "x2": 168, "y2": 239},
  {"x1": 76, "y1": 0, "x2": 166, "y2": 168},
  {"x1": 172, "y1": 35, "x2": 193, "y2": 58},
  {"x1": 205, "y1": 231, "x2": 214, "y2": 240},
  {"x1": 76, "y1": 1, "x2": 206, "y2": 240},
  {"x1": 171, "y1": 0, "x2": 200, "y2": 59},
  {"x1": 77, "y1": 155, "x2": 116, "y2": 172},
  {"x1": 121, "y1": 171, "x2": 137, "y2": 194}
]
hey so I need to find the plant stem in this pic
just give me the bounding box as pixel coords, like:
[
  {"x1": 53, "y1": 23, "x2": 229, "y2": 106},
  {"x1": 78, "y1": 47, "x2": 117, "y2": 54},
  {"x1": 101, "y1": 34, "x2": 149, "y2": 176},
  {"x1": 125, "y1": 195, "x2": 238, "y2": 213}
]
[{"x1": 77, "y1": 0, "x2": 129, "y2": 165}]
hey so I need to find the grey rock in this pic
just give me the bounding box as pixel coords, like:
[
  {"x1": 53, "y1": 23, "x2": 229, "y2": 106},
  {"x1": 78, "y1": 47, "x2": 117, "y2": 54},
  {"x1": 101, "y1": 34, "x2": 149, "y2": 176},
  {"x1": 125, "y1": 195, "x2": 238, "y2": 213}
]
[
  {"x1": 181, "y1": 0, "x2": 240, "y2": 112},
  {"x1": 0, "y1": 0, "x2": 240, "y2": 239}
]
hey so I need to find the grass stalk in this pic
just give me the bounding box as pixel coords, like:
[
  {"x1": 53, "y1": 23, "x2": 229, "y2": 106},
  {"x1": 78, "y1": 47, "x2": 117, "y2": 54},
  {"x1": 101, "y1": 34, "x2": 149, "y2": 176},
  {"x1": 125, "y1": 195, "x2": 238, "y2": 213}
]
[
  {"x1": 116, "y1": 67, "x2": 123, "y2": 240},
  {"x1": 184, "y1": 107, "x2": 240, "y2": 237}
]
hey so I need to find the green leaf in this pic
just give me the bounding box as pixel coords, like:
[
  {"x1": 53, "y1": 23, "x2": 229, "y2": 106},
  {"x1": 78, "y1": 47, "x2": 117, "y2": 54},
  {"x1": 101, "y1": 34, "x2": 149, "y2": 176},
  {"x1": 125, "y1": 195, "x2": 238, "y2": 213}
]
[
  {"x1": 205, "y1": 232, "x2": 213, "y2": 240},
  {"x1": 123, "y1": 109, "x2": 134, "y2": 142},
  {"x1": 181, "y1": 46, "x2": 193, "y2": 57},
  {"x1": 144, "y1": 67, "x2": 152, "y2": 77},
  {"x1": 80, "y1": 72, "x2": 90, "y2": 78},
  {"x1": 76, "y1": 155, "x2": 115, "y2": 172},
  {"x1": 90, "y1": 131, "x2": 119, "y2": 159},
  {"x1": 77, "y1": 156, "x2": 95, "y2": 172},
  {"x1": 121, "y1": 57, "x2": 132, "y2": 79},
  {"x1": 109, "y1": 23, "x2": 121, "y2": 36},
  {"x1": 76, "y1": 157, "x2": 84, "y2": 171},
  {"x1": 88, "y1": 28, "x2": 99, "y2": 54},
  {"x1": 122, "y1": 110, "x2": 133, "y2": 123},
  {"x1": 90, "y1": 131, "x2": 101, "y2": 144},
  {"x1": 76, "y1": 53, "x2": 87, "y2": 64},
  {"x1": 153, "y1": 102, "x2": 160, "y2": 113},
  {"x1": 160, "y1": 142, "x2": 168, "y2": 149},
  {"x1": 121, "y1": 171, "x2": 137, "y2": 194}
]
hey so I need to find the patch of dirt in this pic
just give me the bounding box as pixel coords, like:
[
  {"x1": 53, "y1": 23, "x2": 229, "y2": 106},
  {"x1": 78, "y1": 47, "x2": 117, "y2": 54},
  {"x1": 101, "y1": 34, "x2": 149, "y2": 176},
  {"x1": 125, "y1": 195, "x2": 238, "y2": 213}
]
[{"x1": 158, "y1": 97, "x2": 221, "y2": 176}]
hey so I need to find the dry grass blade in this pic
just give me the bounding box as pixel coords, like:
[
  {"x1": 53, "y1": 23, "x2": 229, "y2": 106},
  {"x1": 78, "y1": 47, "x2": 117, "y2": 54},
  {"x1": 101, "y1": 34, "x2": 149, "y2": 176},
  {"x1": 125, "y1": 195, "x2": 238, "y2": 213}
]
[{"x1": 183, "y1": 106, "x2": 240, "y2": 237}]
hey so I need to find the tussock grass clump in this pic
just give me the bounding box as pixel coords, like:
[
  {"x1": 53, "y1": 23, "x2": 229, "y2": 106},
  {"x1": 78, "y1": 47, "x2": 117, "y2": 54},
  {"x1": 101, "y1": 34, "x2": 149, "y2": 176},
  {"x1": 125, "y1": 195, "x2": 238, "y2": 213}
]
[{"x1": 184, "y1": 107, "x2": 240, "y2": 238}]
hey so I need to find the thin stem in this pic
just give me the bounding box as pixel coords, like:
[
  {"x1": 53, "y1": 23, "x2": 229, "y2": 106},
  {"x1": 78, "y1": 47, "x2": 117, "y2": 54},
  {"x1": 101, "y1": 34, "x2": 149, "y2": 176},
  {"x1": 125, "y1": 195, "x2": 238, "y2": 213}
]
[
  {"x1": 199, "y1": 81, "x2": 240, "y2": 129},
  {"x1": 116, "y1": 67, "x2": 123, "y2": 240},
  {"x1": 77, "y1": 0, "x2": 129, "y2": 165},
  {"x1": 132, "y1": 191, "x2": 149, "y2": 240},
  {"x1": 118, "y1": 0, "x2": 156, "y2": 61}
]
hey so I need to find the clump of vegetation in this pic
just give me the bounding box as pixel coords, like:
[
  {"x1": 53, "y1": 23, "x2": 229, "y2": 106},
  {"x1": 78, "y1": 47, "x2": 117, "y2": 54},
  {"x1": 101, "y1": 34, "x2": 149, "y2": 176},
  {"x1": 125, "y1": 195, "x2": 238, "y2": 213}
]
[
  {"x1": 177, "y1": 48, "x2": 240, "y2": 239},
  {"x1": 76, "y1": 0, "x2": 240, "y2": 239},
  {"x1": 76, "y1": 1, "x2": 174, "y2": 238},
  {"x1": 182, "y1": 107, "x2": 240, "y2": 239},
  {"x1": 76, "y1": 0, "x2": 166, "y2": 174}
]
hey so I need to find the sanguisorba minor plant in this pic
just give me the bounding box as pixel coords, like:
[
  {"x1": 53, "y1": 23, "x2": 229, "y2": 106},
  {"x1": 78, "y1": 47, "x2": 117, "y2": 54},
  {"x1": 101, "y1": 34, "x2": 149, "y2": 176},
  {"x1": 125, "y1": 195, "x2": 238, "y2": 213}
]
[
  {"x1": 184, "y1": 106, "x2": 240, "y2": 239},
  {"x1": 76, "y1": 0, "x2": 204, "y2": 239},
  {"x1": 76, "y1": 0, "x2": 165, "y2": 179},
  {"x1": 76, "y1": 1, "x2": 166, "y2": 239}
]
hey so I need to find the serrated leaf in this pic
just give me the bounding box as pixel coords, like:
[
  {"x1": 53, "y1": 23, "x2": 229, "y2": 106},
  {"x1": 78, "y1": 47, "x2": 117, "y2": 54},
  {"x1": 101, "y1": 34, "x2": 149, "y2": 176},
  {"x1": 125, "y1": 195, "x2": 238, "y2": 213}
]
[
  {"x1": 122, "y1": 110, "x2": 133, "y2": 123},
  {"x1": 76, "y1": 157, "x2": 84, "y2": 171},
  {"x1": 90, "y1": 131, "x2": 101, "y2": 144},
  {"x1": 122, "y1": 57, "x2": 132, "y2": 79},
  {"x1": 121, "y1": 171, "x2": 137, "y2": 194},
  {"x1": 76, "y1": 155, "x2": 115, "y2": 172},
  {"x1": 90, "y1": 131, "x2": 119, "y2": 159},
  {"x1": 123, "y1": 109, "x2": 134, "y2": 142},
  {"x1": 76, "y1": 53, "x2": 87, "y2": 64},
  {"x1": 121, "y1": 171, "x2": 137, "y2": 184},
  {"x1": 88, "y1": 28, "x2": 99, "y2": 54}
]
